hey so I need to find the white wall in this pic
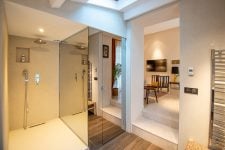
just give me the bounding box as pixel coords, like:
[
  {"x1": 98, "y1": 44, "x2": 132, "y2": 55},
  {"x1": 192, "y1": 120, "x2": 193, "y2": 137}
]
[
  {"x1": 102, "y1": 33, "x2": 113, "y2": 107},
  {"x1": 126, "y1": 2, "x2": 179, "y2": 132},
  {"x1": 89, "y1": 33, "x2": 100, "y2": 106},
  {"x1": 179, "y1": 0, "x2": 225, "y2": 149},
  {"x1": 8, "y1": 36, "x2": 59, "y2": 130},
  {"x1": 7, "y1": 0, "x2": 126, "y2": 38},
  {"x1": 144, "y1": 28, "x2": 180, "y2": 83},
  {"x1": 0, "y1": 0, "x2": 9, "y2": 149}
]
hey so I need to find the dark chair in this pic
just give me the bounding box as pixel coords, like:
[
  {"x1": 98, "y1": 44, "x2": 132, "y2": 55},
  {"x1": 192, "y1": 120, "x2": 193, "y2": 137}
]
[
  {"x1": 151, "y1": 75, "x2": 160, "y2": 91},
  {"x1": 144, "y1": 85, "x2": 158, "y2": 103},
  {"x1": 158, "y1": 76, "x2": 170, "y2": 92}
]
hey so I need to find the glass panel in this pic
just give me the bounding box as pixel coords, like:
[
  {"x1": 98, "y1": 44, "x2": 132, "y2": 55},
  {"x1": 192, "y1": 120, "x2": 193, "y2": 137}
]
[
  {"x1": 59, "y1": 28, "x2": 88, "y2": 145},
  {"x1": 88, "y1": 28, "x2": 103, "y2": 149},
  {"x1": 101, "y1": 33, "x2": 125, "y2": 144},
  {"x1": 88, "y1": 27, "x2": 126, "y2": 149}
]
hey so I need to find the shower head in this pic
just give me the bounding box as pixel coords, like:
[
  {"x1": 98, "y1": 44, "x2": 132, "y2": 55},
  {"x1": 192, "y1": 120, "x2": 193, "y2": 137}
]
[
  {"x1": 34, "y1": 39, "x2": 47, "y2": 45},
  {"x1": 74, "y1": 43, "x2": 87, "y2": 50}
]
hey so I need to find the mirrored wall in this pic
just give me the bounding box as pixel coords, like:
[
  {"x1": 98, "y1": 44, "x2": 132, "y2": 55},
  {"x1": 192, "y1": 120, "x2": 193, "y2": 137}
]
[
  {"x1": 59, "y1": 27, "x2": 126, "y2": 149},
  {"x1": 88, "y1": 28, "x2": 126, "y2": 149},
  {"x1": 59, "y1": 28, "x2": 89, "y2": 144}
]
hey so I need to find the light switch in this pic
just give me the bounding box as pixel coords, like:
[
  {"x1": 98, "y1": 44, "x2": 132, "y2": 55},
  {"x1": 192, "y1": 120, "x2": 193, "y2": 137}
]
[
  {"x1": 188, "y1": 67, "x2": 194, "y2": 76},
  {"x1": 184, "y1": 87, "x2": 198, "y2": 95}
]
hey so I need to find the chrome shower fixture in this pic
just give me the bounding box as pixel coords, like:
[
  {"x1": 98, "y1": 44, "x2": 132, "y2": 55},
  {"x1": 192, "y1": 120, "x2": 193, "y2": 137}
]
[
  {"x1": 23, "y1": 69, "x2": 29, "y2": 82},
  {"x1": 34, "y1": 38, "x2": 47, "y2": 44},
  {"x1": 22, "y1": 69, "x2": 29, "y2": 129}
]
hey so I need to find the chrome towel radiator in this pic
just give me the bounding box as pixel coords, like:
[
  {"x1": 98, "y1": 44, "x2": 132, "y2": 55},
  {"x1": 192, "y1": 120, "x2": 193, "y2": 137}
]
[{"x1": 209, "y1": 49, "x2": 225, "y2": 149}]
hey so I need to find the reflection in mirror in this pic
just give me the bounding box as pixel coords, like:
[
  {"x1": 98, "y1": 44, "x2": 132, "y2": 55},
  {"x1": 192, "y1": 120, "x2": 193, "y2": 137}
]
[
  {"x1": 88, "y1": 27, "x2": 126, "y2": 149},
  {"x1": 59, "y1": 28, "x2": 88, "y2": 145}
]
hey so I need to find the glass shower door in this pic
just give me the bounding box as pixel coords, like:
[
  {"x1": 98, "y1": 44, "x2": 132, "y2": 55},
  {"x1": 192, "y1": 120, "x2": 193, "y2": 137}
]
[
  {"x1": 59, "y1": 28, "x2": 88, "y2": 145},
  {"x1": 88, "y1": 27, "x2": 126, "y2": 149},
  {"x1": 101, "y1": 35, "x2": 126, "y2": 144}
]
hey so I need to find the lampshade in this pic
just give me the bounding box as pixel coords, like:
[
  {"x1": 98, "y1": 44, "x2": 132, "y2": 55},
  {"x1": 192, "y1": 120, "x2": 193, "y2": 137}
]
[{"x1": 171, "y1": 67, "x2": 179, "y2": 74}]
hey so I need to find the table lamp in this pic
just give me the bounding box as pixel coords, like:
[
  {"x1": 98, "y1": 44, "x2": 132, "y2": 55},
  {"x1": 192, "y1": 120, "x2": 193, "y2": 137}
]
[{"x1": 171, "y1": 67, "x2": 179, "y2": 82}]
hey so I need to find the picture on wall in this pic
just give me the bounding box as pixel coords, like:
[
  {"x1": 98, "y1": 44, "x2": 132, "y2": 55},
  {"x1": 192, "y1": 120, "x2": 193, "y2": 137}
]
[
  {"x1": 146, "y1": 59, "x2": 167, "y2": 72},
  {"x1": 102, "y1": 45, "x2": 109, "y2": 58}
]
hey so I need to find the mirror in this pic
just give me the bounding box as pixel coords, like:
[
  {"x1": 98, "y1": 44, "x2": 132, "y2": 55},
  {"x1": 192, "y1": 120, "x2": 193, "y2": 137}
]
[
  {"x1": 59, "y1": 28, "x2": 89, "y2": 144},
  {"x1": 88, "y1": 27, "x2": 126, "y2": 149}
]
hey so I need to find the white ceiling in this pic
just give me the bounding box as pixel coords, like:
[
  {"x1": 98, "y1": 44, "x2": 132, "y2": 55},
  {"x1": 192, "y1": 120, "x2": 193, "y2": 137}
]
[
  {"x1": 144, "y1": 18, "x2": 179, "y2": 35},
  {"x1": 5, "y1": 1, "x2": 87, "y2": 41},
  {"x1": 69, "y1": 0, "x2": 178, "y2": 20}
]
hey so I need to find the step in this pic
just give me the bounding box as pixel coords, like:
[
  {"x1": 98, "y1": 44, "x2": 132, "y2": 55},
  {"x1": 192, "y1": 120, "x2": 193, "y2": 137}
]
[
  {"x1": 132, "y1": 116, "x2": 178, "y2": 150},
  {"x1": 110, "y1": 99, "x2": 121, "y2": 108},
  {"x1": 102, "y1": 106, "x2": 121, "y2": 127},
  {"x1": 143, "y1": 108, "x2": 179, "y2": 129}
]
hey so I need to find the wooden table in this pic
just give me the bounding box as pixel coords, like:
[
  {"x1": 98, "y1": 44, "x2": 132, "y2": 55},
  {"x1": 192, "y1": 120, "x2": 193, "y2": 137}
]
[
  {"x1": 169, "y1": 82, "x2": 180, "y2": 89},
  {"x1": 144, "y1": 85, "x2": 158, "y2": 103}
]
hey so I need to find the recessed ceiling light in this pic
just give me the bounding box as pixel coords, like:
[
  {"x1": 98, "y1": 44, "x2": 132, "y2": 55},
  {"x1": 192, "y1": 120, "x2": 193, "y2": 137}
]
[{"x1": 38, "y1": 28, "x2": 44, "y2": 33}]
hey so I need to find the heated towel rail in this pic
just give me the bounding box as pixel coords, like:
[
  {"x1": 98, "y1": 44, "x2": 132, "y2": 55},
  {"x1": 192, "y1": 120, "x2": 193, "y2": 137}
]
[{"x1": 209, "y1": 49, "x2": 225, "y2": 150}]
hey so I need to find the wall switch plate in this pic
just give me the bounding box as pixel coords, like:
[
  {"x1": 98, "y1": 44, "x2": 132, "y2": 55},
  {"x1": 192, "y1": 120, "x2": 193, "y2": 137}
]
[
  {"x1": 188, "y1": 67, "x2": 194, "y2": 76},
  {"x1": 184, "y1": 87, "x2": 198, "y2": 95}
]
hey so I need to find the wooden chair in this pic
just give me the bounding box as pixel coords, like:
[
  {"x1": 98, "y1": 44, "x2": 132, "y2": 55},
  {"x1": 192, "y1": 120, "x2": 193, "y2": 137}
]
[
  {"x1": 144, "y1": 85, "x2": 158, "y2": 103},
  {"x1": 158, "y1": 76, "x2": 170, "y2": 92},
  {"x1": 151, "y1": 75, "x2": 160, "y2": 91}
]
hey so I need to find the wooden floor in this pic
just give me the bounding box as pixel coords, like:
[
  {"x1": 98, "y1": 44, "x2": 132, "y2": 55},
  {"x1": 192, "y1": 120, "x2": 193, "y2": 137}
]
[
  {"x1": 88, "y1": 114, "x2": 162, "y2": 150},
  {"x1": 88, "y1": 114, "x2": 124, "y2": 150},
  {"x1": 100, "y1": 132, "x2": 162, "y2": 150}
]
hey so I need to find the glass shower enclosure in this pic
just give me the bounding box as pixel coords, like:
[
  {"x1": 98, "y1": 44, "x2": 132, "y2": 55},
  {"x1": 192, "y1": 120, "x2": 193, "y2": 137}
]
[
  {"x1": 59, "y1": 27, "x2": 126, "y2": 149},
  {"x1": 59, "y1": 28, "x2": 89, "y2": 145}
]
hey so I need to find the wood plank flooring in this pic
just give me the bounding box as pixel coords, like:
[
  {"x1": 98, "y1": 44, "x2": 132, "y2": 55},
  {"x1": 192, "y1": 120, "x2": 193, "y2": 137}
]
[
  {"x1": 88, "y1": 114, "x2": 124, "y2": 150},
  {"x1": 88, "y1": 114, "x2": 162, "y2": 150},
  {"x1": 100, "y1": 132, "x2": 162, "y2": 150}
]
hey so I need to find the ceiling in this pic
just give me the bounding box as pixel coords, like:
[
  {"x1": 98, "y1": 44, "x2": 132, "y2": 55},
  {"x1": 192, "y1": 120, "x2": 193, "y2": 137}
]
[
  {"x1": 49, "y1": 0, "x2": 178, "y2": 20},
  {"x1": 5, "y1": 1, "x2": 87, "y2": 41},
  {"x1": 4, "y1": 0, "x2": 179, "y2": 42},
  {"x1": 144, "y1": 18, "x2": 179, "y2": 35}
]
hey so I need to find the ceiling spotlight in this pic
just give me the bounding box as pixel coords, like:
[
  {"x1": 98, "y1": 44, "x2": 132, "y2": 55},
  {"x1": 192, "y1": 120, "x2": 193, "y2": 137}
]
[
  {"x1": 38, "y1": 28, "x2": 44, "y2": 33},
  {"x1": 34, "y1": 39, "x2": 47, "y2": 44}
]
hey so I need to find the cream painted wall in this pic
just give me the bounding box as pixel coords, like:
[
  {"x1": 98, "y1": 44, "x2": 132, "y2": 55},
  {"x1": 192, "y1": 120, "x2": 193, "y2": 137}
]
[
  {"x1": 59, "y1": 43, "x2": 88, "y2": 116},
  {"x1": 8, "y1": 36, "x2": 59, "y2": 130},
  {"x1": 144, "y1": 28, "x2": 180, "y2": 84},
  {"x1": 59, "y1": 43, "x2": 88, "y2": 145},
  {"x1": 179, "y1": 0, "x2": 225, "y2": 149},
  {"x1": 0, "y1": 0, "x2": 9, "y2": 149}
]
